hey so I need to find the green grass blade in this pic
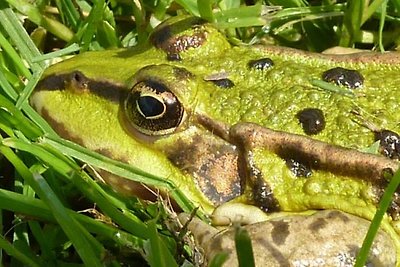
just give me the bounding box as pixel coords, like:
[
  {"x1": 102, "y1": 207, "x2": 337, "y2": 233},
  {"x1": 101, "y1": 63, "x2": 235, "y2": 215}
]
[
  {"x1": 145, "y1": 220, "x2": 178, "y2": 267},
  {"x1": 0, "y1": 32, "x2": 31, "y2": 78},
  {"x1": 0, "y1": 144, "x2": 105, "y2": 266},
  {"x1": 339, "y1": 0, "x2": 364, "y2": 46},
  {"x1": 235, "y1": 225, "x2": 255, "y2": 267},
  {"x1": 209, "y1": 252, "x2": 229, "y2": 267},
  {"x1": 0, "y1": 235, "x2": 41, "y2": 267},
  {"x1": 32, "y1": 44, "x2": 80, "y2": 62},
  {"x1": 41, "y1": 136, "x2": 197, "y2": 213},
  {"x1": 355, "y1": 168, "x2": 400, "y2": 267},
  {"x1": 0, "y1": 188, "x2": 145, "y2": 250},
  {"x1": 377, "y1": 0, "x2": 388, "y2": 52},
  {"x1": 5, "y1": 0, "x2": 74, "y2": 42}
]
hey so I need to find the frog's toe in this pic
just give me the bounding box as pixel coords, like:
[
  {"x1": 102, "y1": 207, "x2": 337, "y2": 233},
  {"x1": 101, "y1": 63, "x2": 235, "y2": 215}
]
[{"x1": 181, "y1": 210, "x2": 396, "y2": 267}]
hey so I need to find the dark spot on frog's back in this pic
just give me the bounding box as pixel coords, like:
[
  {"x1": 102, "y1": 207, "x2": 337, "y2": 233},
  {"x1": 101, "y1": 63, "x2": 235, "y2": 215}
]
[
  {"x1": 296, "y1": 108, "x2": 325, "y2": 135},
  {"x1": 322, "y1": 67, "x2": 364, "y2": 89},
  {"x1": 163, "y1": 134, "x2": 243, "y2": 205},
  {"x1": 270, "y1": 220, "x2": 289, "y2": 246},
  {"x1": 210, "y1": 78, "x2": 235, "y2": 88},
  {"x1": 247, "y1": 58, "x2": 274, "y2": 70},
  {"x1": 285, "y1": 158, "x2": 312, "y2": 177},
  {"x1": 374, "y1": 129, "x2": 400, "y2": 159}
]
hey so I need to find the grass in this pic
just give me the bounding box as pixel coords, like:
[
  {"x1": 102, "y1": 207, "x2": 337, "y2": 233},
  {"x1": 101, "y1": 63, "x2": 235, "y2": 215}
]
[{"x1": 0, "y1": 0, "x2": 399, "y2": 266}]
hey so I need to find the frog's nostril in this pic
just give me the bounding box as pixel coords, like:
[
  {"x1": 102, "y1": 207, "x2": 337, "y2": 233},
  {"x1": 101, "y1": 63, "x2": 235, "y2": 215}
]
[{"x1": 67, "y1": 71, "x2": 89, "y2": 91}]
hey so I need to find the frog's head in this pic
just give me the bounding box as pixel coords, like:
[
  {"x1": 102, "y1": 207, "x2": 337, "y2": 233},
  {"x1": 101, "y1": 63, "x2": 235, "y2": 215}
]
[{"x1": 30, "y1": 16, "x2": 243, "y2": 212}]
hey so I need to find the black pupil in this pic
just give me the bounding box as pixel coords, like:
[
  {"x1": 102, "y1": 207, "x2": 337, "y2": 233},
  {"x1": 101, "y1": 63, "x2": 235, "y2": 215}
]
[{"x1": 137, "y1": 96, "x2": 164, "y2": 117}]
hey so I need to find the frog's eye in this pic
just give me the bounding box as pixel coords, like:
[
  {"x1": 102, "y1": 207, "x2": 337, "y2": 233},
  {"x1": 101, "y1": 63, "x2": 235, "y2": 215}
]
[{"x1": 124, "y1": 80, "x2": 184, "y2": 136}]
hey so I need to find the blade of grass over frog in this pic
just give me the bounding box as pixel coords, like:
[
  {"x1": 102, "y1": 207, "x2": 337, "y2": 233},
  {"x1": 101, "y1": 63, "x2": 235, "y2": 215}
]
[
  {"x1": 0, "y1": 93, "x2": 57, "y2": 138},
  {"x1": 0, "y1": 6, "x2": 45, "y2": 69},
  {"x1": 377, "y1": 0, "x2": 387, "y2": 52},
  {"x1": 76, "y1": 0, "x2": 106, "y2": 51},
  {"x1": 310, "y1": 79, "x2": 355, "y2": 97},
  {"x1": 197, "y1": 0, "x2": 214, "y2": 22},
  {"x1": 339, "y1": 0, "x2": 363, "y2": 47},
  {"x1": 0, "y1": 188, "x2": 145, "y2": 250},
  {"x1": 21, "y1": 104, "x2": 58, "y2": 137},
  {"x1": 15, "y1": 68, "x2": 44, "y2": 109},
  {"x1": 55, "y1": 0, "x2": 81, "y2": 30},
  {"x1": 355, "y1": 168, "x2": 400, "y2": 267},
  {"x1": 213, "y1": 4, "x2": 268, "y2": 27},
  {"x1": 235, "y1": 225, "x2": 255, "y2": 267},
  {"x1": 1, "y1": 138, "x2": 149, "y2": 237},
  {"x1": 28, "y1": 221, "x2": 55, "y2": 263},
  {"x1": 361, "y1": 0, "x2": 387, "y2": 25},
  {"x1": 209, "y1": 252, "x2": 229, "y2": 267},
  {"x1": 0, "y1": 32, "x2": 31, "y2": 78},
  {"x1": 273, "y1": 12, "x2": 343, "y2": 35},
  {"x1": 175, "y1": 0, "x2": 200, "y2": 17},
  {"x1": 5, "y1": 0, "x2": 74, "y2": 42},
  {"x1": 31, "y1": 43, "x2": 80, "y2": 63},
  {"x1": 215, "y1": 16, "x2": 266, "y2": 29},
  {"x1": 218, "y1": 0, "x2": 240, "y2": 9},
  {"x1": 145, "y1": 220, "x2": 178, "y2": 267},
  {"x1": 0, "y1": 69, "x2": 18, "y2": 100},
  {"x1": 0, "y1": 235, "x2": 41, "y2": 267},
  {"x1": 42, "y1": 136, "x2": 197, "y2": 213},
  {"x1": 270, "y1": 4, "x2": 345, "y2": 21},
  {"x1": 2, "y1": 137, "x2": 151, "y2": 238},
  {"x1": 0, "y1": 95, "x2": 44, "y2": 139},
  {"x1": 0, "y1": 145, "x2": 104, "y2": 267}
]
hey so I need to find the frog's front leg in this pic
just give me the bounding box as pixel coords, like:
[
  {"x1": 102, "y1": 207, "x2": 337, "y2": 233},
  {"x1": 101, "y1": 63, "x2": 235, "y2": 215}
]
[
  {"x1": 228, "y1": 122, "x2": 400, "y2": 217},
  {"x1": 230, "y1": 122, "x2": 399, "y2": 182}
]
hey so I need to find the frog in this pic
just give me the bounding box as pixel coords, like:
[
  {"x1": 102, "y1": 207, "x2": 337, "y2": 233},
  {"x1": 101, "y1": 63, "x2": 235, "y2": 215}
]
[{"x1": 30, "y1": 15, "x2": 400, "y2": 265}]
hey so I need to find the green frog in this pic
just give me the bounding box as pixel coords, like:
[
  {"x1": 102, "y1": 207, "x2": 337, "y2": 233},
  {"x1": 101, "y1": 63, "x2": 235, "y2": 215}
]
[{"x1": 31, "y1": 16, "x2": 400, "y2": 265}]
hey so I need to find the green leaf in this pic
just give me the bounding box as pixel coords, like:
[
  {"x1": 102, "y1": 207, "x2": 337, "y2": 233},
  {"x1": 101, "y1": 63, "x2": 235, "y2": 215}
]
[
  {"x1": 145, "y1": 220, "x2": 178, "y2": 267},
  {"x1": 235, "y1": 225, "x2": 255, "y2": 267}
]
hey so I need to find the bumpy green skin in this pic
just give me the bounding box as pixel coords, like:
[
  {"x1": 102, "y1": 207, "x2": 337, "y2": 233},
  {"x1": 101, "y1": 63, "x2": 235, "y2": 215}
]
[{"x1": 31, "y1": 17, "x2": 400, "y2": 235}]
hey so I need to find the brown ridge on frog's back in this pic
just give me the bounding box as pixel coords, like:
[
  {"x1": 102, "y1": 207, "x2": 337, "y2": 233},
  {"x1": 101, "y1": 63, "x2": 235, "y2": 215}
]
[{"x1": 257, "y1": 45, "x2": 400, "y2": 64}]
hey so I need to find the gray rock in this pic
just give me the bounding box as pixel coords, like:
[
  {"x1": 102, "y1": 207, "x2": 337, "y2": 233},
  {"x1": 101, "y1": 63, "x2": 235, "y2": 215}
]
[{"x1": 179, "y1": 210, "x2": 396, "y2": 266}]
